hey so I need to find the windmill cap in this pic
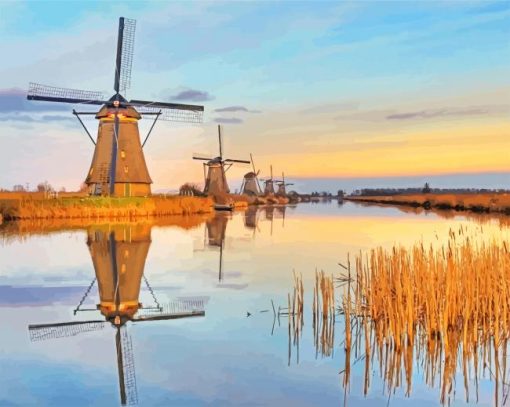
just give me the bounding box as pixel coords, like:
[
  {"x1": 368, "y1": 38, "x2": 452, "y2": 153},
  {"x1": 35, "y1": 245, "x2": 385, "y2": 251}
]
[
  {"x1": 208, "y1": 157, "x2": 223, "y2": 164},
  {"x1": 96, "y1": 105, "x2": 141, "y2": 120}
]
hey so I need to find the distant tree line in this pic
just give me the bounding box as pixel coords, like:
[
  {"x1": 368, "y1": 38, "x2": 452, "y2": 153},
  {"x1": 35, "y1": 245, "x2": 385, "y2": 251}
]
[
  {"x1": 351, "y1": 186, "x2": 510, "y2": 196},
  {"x1": 2, "y1": 181, "x2": 67, "y2": 193}
]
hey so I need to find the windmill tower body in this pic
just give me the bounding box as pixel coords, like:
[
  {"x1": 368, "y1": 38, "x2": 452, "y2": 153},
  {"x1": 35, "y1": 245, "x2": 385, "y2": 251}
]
[
  {"x1": 264, "y1": 180, "x2": 275, "y2": 195},
  {"x1": 86, "y1": 106, "x2": 152, "y2": 197},
  {"x1": 87, "y1": 224, "x2": 151, "y2": 321},
  {"x1": 242, "y1": 172, "x2": 259, "y2": 196},
  {"x1": 276, "y1": 183, "x2": 286, "y2": 196},
  {"x1": 276, "y1": 172, "x2": 293, "y2": 197},
  {"x1": 204, "y1": 159, "x2": 230, "y2": 196}
]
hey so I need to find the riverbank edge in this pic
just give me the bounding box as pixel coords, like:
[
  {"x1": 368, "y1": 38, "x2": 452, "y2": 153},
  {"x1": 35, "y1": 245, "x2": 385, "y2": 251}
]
[
  {"x1": 345, "y1": 194, "x2": 510, "y2": 216},
  {"x1": 0, "y1": 195, "x2": 215, "y2": 221}
]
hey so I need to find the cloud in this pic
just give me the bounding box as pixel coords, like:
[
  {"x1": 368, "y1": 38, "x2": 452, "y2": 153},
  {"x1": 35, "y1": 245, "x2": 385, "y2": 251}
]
[
  {"x1": 214, "y1": 105, "x2": 261, "y2": 113},
  {"x1": 0, "y1": 88, "x2": 68, "y2": 113},
  {"x1": 213, "y1": 117, "x2": 243, "y2": 124},
  {"x1": 41, "y1": 115, "x2": 75, "y2": 123},
  {"x1": 300, "y1": 102, "x2": 359, "y2": 115},
  {"x1": 0, "y1": 114, "x2": 35, "y2": 122},
  {"x1": 0, "y1": 113, "x2": 75, "y2": 125},
  {"x1": 386, "y1": 105, "x2": 510, "y2": 120},
  {"x1": 166, "y1": 88, "x2": 214, "y2": 102}
]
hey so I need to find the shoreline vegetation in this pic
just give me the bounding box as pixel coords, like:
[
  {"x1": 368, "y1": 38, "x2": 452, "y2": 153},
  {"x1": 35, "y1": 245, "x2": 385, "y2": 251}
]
[
  {"x1": 0, "y1": 190, "x2": 292, "y2": 223},
  {"x1": 0, "y1": 193, "x2": 214, "y2": 222},
  {"x1": 345, "y1": 192, "x2": 510, "y2": 215},
  {"x1": 340, "y1": 226, "x2": 510, "y2": 405},
  {"x1": 282, "y1": 226, "x2": 510, "y2": 404}
]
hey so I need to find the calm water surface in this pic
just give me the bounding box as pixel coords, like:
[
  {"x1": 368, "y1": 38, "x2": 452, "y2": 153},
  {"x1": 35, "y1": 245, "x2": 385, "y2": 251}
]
[{"x1": 0, "y1": 202, "x2": 508, "y2": 406}]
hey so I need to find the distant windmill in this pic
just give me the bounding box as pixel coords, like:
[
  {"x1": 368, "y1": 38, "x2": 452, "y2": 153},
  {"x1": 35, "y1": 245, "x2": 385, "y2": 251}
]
[
  {"x1": 28, "y1": 226, "x2": 205, "y2": 406},
  {"x1": 193, "y1": 125, "x2": 250, "y2": 198},
  {"x1": 276, "y1": 172, "x2": 294, "y2": 196},
  {"x1": 240, "y1": 153, "x2": 262, "y2": 196},
  {"x1": 260, "y1": 165, "x2": 283, "y2": 196},
  {"x1": 26, "y1": 17, "x2": 204, "y2": 197}
]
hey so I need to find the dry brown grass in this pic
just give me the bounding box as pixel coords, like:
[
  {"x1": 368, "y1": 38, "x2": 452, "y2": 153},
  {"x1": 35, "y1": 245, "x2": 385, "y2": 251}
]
[
  {"x1": 347, "y1": 192, "x2": 510, "y2": 215},
  {"x1": 313, "y1": 270, "x2": 336, "y2": 359},
  {"x1": 284, "y1": 271, "x2": 304, "y2": 365},
  {"x1": 341, "y1": 226, "x2": 510, "y2": 405},
  {"x1": 0, "y1": 195, "x2": 213, "y2": 220}
]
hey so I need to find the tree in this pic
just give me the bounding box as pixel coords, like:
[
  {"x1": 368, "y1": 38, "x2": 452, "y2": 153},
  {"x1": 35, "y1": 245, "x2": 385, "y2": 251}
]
[
  {"x1": 13, "y1": 184, "x2": 26, "y2": 192},
  {"x1": 36, "y1": 181, "x2": 53, "y2": 193},
  {"x1": 422, "y1": 182, "x2": 431, "y2": 194}
]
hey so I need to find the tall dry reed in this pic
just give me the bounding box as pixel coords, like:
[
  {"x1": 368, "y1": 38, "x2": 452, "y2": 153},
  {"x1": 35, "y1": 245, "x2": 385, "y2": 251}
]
[
  {"x1": 341, "y1": 226, "x2": 510, "y2": 405},
  {"x1": 313, "y1": 269, "x2": 336, "y2": 359}
]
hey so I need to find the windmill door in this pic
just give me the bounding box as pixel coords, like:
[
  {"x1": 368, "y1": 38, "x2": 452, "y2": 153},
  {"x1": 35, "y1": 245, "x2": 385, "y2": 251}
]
[{"x1": 124, "y1": 183, "x2": 131, "y2": 197}]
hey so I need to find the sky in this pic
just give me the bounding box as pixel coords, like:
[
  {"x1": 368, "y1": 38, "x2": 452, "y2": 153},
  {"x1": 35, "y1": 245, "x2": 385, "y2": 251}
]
[{"x1": 0, "y1": 0, "x2": 508, "y2": 193}]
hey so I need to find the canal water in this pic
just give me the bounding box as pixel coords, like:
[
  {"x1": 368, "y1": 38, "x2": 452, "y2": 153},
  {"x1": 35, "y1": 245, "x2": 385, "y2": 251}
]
[{"x1": 0, "y1": 202, "x2": 507, "y2": 406}]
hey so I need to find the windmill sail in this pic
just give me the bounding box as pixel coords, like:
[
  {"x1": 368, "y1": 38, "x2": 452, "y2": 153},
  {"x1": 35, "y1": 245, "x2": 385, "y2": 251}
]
[
  {"x1": 28, "y1": 320, "x2": 105, "y2": 342},
  {"x1": 116, "y1": 326, "x2": 138, "y2": 406},
  {"x1": 133, "y1": 101, "x2": 203, "y2": 123},
  {"x1": 27, "y1": 82, "x2": 106, "y2": 105},
  {"x1": 136, "y1": 298, "x2": 205, "y2": 318},
  {"x1": 117, "y1": 18, "x2": 136, "y2": 94}
]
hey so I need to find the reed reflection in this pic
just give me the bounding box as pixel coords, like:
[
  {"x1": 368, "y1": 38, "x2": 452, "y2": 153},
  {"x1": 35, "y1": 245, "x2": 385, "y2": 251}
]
[
  {"x1": 339, "y1": 227, "x2": 510, "y2": 406},
  {"x1": 27, "y1": 224, "x2": 206, "y2": 406}
]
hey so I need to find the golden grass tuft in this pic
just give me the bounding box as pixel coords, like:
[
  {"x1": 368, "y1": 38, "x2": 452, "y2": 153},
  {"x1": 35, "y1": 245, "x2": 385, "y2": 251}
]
[
  {"x1": 0, "y1": 195, "x2": 213, "y2": 220},
  {"x1": 313, "y1": 269, "x2": 336, "y2": 359},
  {"x1": 341, "y1": 226, "x2": 510, "y2": 405},
  {"x1": 346, "y1": 192, "x2": 510, "y2": 215}
]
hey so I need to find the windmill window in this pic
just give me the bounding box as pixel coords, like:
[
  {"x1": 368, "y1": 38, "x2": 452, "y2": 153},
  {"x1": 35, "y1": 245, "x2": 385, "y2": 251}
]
[
  {"x1": 120, "y1": 150, "x2": 126, "y2": 159},
  {"x1": 124, "y1": 166, "x2": 129, "y2": 174}
]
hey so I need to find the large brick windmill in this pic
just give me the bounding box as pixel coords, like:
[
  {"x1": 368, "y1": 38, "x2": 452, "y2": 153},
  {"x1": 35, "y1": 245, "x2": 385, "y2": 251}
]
[{"x1": 27, "y1": 17, "x2": 204, "y2": 197}]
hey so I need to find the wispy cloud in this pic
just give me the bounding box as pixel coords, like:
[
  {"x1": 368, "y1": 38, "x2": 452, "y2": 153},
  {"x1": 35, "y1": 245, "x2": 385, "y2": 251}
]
[
  {"x1": 386, "y1": 105, "x2": 510, "y2": 120},
  {"x1": 214, "y1": 105, "x2": 261, "y2": 113},
  {"x1": 0, "y1": 113, "x2": 75, "y2": 125},
  {"x1": 0, "y1": 88, "x2": 68, "y2": 113},
  {"x1": 300, "y1": 102, "x2": 359, "y2": 115},
  {"x1": 214, "y1": 117, "x2": 243, "y2": 124},
  {"x1": 166, "y1": 88, "x2": 214, "y2": 102}
]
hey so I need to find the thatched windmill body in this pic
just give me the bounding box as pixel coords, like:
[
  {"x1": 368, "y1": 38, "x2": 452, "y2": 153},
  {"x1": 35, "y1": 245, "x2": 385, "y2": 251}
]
[
  {"x1": 276, "y1": 172, "x2": 294, "y2": 197},
  {"x1": 240, "y1": 154, "x2": 262, "y2": 196},
  {"x1": 193, "y1": 125, "x2": 250, "y2": 198},
  {"x1": 260, "y1": 165, "x2": 281, "y2": 196},
  {"x1": 27, "y1": 17, "x2": 204, "y2": 197},
  {"x1": 28, "y1": 225, "x2": 205, "y2": 406}
]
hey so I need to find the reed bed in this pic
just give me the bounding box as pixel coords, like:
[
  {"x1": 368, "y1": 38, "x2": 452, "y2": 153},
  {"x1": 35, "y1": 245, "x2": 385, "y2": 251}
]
[
  {"x1": 341, "y1": 226, "x2": 510, "y2": 405},
  {"x1": 0, "y1": 195, "x2": 213, "y2": 220},
  {"x1": 313, "y1": 269, "x2": 336, "y2": 359},
  {"x1": 285, "y1": 271, "x2": 304, "y2": 365},
  {"x1": 346, "y1": 192, "x2": 510, "y2": 215}
]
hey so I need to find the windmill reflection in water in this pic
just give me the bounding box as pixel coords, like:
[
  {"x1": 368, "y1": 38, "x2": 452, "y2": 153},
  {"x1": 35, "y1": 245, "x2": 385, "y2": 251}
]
[{"x1": 27, "y1": 224, "x2": 206, "y2": 406}]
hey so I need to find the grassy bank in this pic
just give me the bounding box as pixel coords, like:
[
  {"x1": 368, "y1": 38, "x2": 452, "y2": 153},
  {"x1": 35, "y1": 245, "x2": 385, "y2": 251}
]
[
  {"x1": 0, "y1": 195, "x2": 213, "y2": 221},
  {"x1": 345, "y1": 192, "x2": 510, "y2": 215}
]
